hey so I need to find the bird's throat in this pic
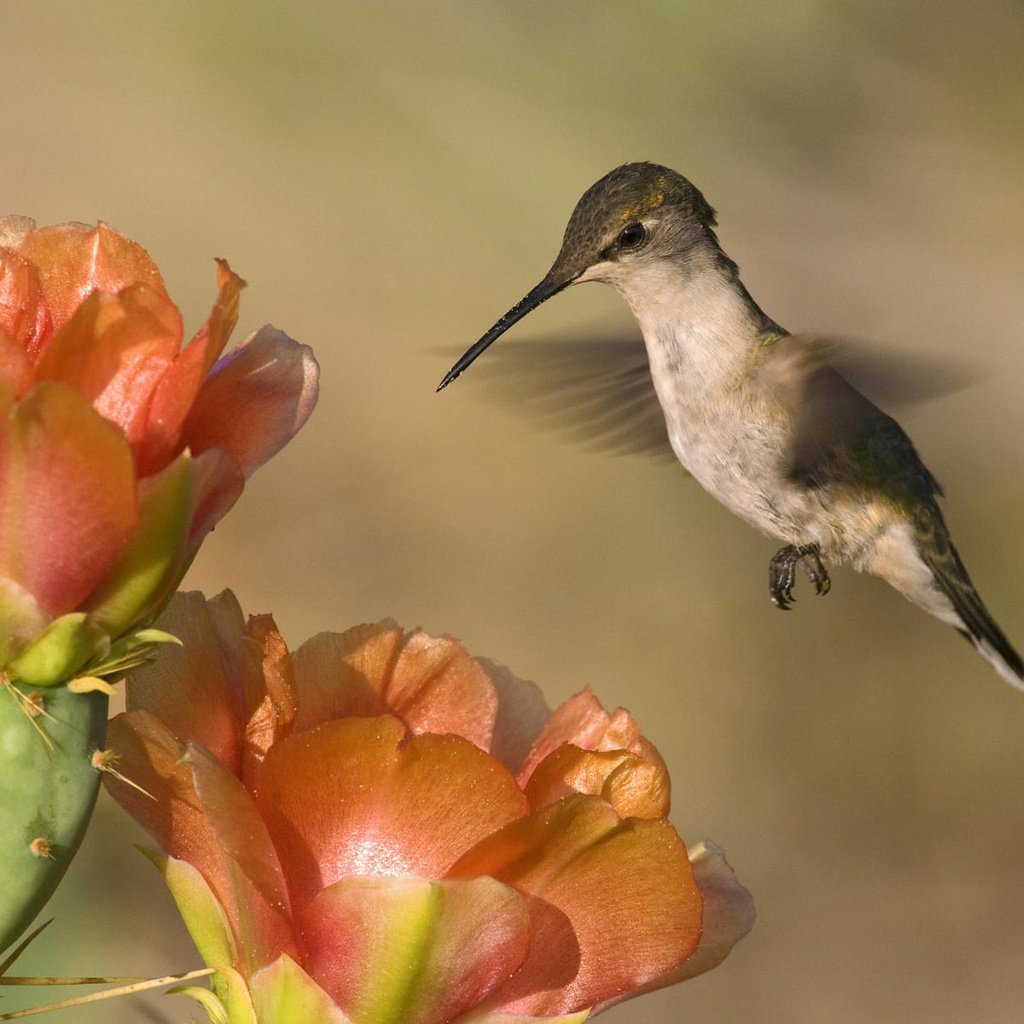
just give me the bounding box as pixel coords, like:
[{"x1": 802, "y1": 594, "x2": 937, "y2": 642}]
[{"x1": 620, "y1": 263, "x2": 781, "y2": 392}]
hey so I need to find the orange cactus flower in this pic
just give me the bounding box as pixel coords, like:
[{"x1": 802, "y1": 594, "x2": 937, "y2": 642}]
[
  {"x1": 105, "y1": 591, "x2": 754, "y2": 1024},
  {"x1": 0, "y1": 219, "x2": 318, "y2": 685}
]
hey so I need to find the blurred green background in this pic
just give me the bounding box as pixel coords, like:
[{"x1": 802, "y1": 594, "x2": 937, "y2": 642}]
[{"x1": 3, "y1": 1, "x2": 1023, "y2": 1021}]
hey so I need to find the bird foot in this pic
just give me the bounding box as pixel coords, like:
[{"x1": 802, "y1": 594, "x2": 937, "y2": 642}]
[{"x1": 769, "y1": 543, "x2": 831, "y2": 610}]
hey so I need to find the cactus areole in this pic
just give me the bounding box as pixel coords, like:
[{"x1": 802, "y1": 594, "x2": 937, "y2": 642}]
[{"x1": 0, "y1": 682, "x2": 108, "y2": 952}]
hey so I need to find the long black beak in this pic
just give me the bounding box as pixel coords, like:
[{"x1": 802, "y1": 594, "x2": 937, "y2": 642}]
[{"x1": 436, "y1": 270, "x2": 580, "y2": 391}]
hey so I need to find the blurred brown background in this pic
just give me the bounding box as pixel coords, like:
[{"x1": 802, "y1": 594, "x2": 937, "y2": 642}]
[{"x1": 3, "y1": 1, "x2": 1023, "y2": 1021}]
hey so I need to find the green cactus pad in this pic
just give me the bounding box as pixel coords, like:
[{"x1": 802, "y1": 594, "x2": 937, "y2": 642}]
[{"x1": 0, "y1": 682, "x2": 108, "y2": 953}]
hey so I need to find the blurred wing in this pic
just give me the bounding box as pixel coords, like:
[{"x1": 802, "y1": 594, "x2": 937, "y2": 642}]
[
  {"x1": 454, "y1": 335, "x2": 678, "y2": 461},
  {"x1": 812, "y1": 334, "x2": 980, "y2": 409},
  {"x1": 760, "y1": 334, "x2": 955, "y2": 497}
]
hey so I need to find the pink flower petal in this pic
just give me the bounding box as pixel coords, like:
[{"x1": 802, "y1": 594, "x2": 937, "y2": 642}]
[
  {"x1": 292, "y1": 627, "x2": 498, "y2": 749},
  {"x1": 518, "y1": 691, "x2": 669, "y2": 818},
  {"x1": 454, "y1": 1012, "x2": 589, "y2": 1024},
  {"x1": 240, "y1": 612, "x2": 298, "y2": 782},
  {"x1": 105, "y1": 711, "x2": 298, "y2": 974},
  {"x1": 122, "y1": 591, "x2": 251, "y2": 770},
  {"x1": 518, "y1": 689, "x2": 646, "y2": 785},
  {"x1": 476, "y1": 658, "x2": 552, "y2": 775},
  {"x1": 523, "y1": 745, "x2": 669, "y2": 819},
  {"x1": 0, "y1": 576, "x2": 49, "y2": 666},
  {"x1": 673, "y1": 841, "x2": 755, "y2": 983},
  {"x1": 0, "y1": 244, "x2": 51, "y2": 365},
  {"x1": 0, "y1": 216, "x2": 36, "y2": 250},
  {"x1": 16, "y1": 221, "x2": 170, "y2": 338},
  {"x1": 104, "y1": 708, "x2": 205, "y2": 862},
  {"x1": 302, "y1": 876, "x2": 531, "y2": 1024},
  {"x1": 386, "y1": 631, "x2": 498, "y2": 748},
  {"x1": 32, "y1": 285, "x2": 182, "y2": 450},
  {"x1": 185, "y1": 447, "x2": 245, "y2": 547},
  {"x1": 255, "y1": 717, "x2": 529, "y2": 913},
  {"x1": 291, "y1": 623, "x2": 404, "y2": 730},
  {"x1": 188, "y1": 742, "x2": 296, "y2": 969},
  {"x1": 0, "y1": 326, "x2": 32, "y2": 398},
  {"x1": 137, "y1": 261, "x2": 245, "y2": 475},
  {"x1": 182, "y1": 324, "x2": 319, "y2": 477},
  {"x1": 450, "y1": 795, "x2": 701, "y2": 1017},
  {"x1": 0, "y1": 382, "x2": 137, "y2": 616}
]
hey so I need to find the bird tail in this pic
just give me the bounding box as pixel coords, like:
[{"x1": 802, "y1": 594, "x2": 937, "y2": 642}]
[{"x1": 916, "y1": 525, "x2": 1024, "y2": 690}]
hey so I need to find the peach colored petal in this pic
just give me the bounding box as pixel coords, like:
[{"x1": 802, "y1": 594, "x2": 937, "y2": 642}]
[
  {"x1": 476, "y1": 658, "x2": 552, "y2": 774},
  {"x1": 105, "y1": 711, "x2": 298, "y2": 974},
  {"x1": 256, "y1": 717, "x2": 529, "y2": 913},
  {"x1": 292, "y1": 623, "x2": 404, "y2": 731},
  {"x1": 672, "y1": 841, "x2": 755, "y2": 984},
  {"x1": 187, "y1": 742, "x2": 296, "y2": 969},
  {"x1": 137, "y1": 261, "x2": 245, "y2": 475},
  {"x1": 198, "y1": 259, "x2": 245, "y2": 368},
  {"x1": 103, "y1": 721, "x2": 244, "y2": 958},
  {"x1": 454, "y1": 1012, "x2": 589, "y2": 1024},
  {"x1": 124, "y1": 591, "x2": 252, "y2": 772},
  {"x1": 292, "y1": 627, "x2": 498, "y2": 749},
  {"x1": 0, "y1": 382, "x2": 137, "y2": 616},
  {"x1": 302, "y1": 877, "x2": 531, "y2": 1024},
  {"x1": 239, "y1": 613, "x2": 298, "y2": 787},
  {"x1": 599, "y1": 753, "x2": 668, "y2": 820},
  {"x1": 0, "y1": 246, "x2": 51, "y2": 364},
  {"x1": 104, "y1": 708, "x2": 204, "y2": 863},
  {"x1": 33, "y1": 285, "x2": 182, "y2": 449},
  {"x1": 518, "y1": 689, "x2": 643, "y2": 785},
  {"x1": 582, "y1": 842, "x2": 755, "y2": 1015},
  {"x1": 183, "y1": 324, "x2": 320, "y2": 477},
  {"x1": 523, "y1": 745, "x2": 669, "y2": 819},
  {"x1": 188, "y1": 742, "x2": 291, "y2": 916},
  {"x1": 386, "y1": 631, "x2": 498, "y2": 748},
  {"x1": 0, "y1": 576, "x2": 49, "y2": 666},
  {"x1": 16, "y1": 221, "x2": 170, "y2": 337},
  {"x1": 185, "y1": 446, "x2": 245, "y2": 546},
  {"x1": 0, "y1": 327, "x2": 32, "y2": 397},
  {"x1": 449, "y1": 795, "x2": 701, "y2": 1017},
  {"x1": 0, "y1": 216, "x2": 35, "y2": 250}
]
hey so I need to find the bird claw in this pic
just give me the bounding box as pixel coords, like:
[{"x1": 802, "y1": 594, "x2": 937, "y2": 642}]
[
  {"x1": 769, "y1": 543, "x2": 831, "y2": 610},
  {"x1": 768, "y1": 557, "x2": 797, "y2": 610}
]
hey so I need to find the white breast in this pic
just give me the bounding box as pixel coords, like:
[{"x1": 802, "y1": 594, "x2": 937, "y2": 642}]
[{"x1": 626, "y1": 272, "x2": 817, "y2": 543}]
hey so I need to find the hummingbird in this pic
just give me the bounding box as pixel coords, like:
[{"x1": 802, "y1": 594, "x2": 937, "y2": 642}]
[{"x1": 437, "y1": 161, "x2": 1023, "y2": 690}]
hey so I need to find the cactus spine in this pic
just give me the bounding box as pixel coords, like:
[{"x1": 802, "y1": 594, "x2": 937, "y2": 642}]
[{"x1": 0, "y1": 681, "x2": 108, "y2": 952}]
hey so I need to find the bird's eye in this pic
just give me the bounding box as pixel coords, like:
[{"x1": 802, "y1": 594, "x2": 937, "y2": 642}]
[{"x1": 615, "y1": 222, "x2": 647, "y2": 251}]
